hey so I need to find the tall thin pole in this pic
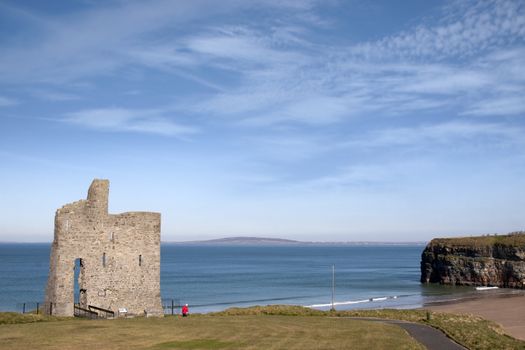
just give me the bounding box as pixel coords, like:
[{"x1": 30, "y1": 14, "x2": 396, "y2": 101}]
[{"x1": 331, "y1": 264, "x2": 335, "y2": 311}]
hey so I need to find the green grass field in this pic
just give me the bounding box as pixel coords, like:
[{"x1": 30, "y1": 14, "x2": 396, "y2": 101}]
[
  {"x1": 213, "y1": 305, "x2": 525, "y2": 350},
  {"x1": 1, "y1": 305, "x2": 525, "y2": 350},
  {"x1": 0, "y1": 312, "x2": 423, "y2": 350}
]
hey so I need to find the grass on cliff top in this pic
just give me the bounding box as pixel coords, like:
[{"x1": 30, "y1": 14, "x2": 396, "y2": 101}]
[
  {"x1": 211, "y1": 305, "x2": 525, "y2": 350},
  {"x1": 2, "y1": 305, "x2": 524, "y2": 350},
  {"x1": 431, "y1": 231, "x2": 525, "y2": 248},
  {"x1": 0, "y1": 311, "x2": 424, "y2": 350}
]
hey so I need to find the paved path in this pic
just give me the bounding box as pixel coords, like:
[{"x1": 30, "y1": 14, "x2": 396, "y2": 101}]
[{"x1": 348, "y1": 317, "x2": 467, "y2": 350}]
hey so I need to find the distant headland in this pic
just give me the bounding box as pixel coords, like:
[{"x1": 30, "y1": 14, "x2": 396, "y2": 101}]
[{"x1": 167, "y1": 236, "x2": 426, "y2": 246}]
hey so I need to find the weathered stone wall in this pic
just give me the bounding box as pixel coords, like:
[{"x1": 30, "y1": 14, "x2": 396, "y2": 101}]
[
  {"x1": 421, "y1": 233, "x2": 525, "y2": 288},
  {"x1": 44, "y1": 179, "x2": 163, "y2": 317}
]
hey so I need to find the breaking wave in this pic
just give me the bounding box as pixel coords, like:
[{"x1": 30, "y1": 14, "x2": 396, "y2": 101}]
[{"x1": 306, "y1": 294, "x2": 412, "y2": 308}]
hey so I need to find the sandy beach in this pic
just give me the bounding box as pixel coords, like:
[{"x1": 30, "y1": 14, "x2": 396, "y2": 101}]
[{"x1": 425, "y1": 292, "x2": 525, "y2": 341}]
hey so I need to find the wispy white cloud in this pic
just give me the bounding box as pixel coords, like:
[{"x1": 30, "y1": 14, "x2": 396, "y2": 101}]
[
  {"x1": 244, "y1": 133, "x2": 333, "y2": 162},
  {"x1": 264, "y1": 120, "x2": 525, "y2": 192},
  {"x1": 2, "y1": 0, "x2": 524, "y2": 130},
  {"x1": 0, "y1": 149, "x2": 100, "y2": 171},
  {"x1": 463, "y1": 96, "x2": 525, "y2": 116},
  {"x1": 292, "y1": 161, "x2": 431, "y2": 191},
  {"x1": 0, "y1": 0, "x2": 525, "y2": 126},
  {"x1": 64, "y1": 107, "x2": 197, "y2": 137},
  {"x1": 168, "y1": 0, "x2": 524, "y2": 126},
  {"x1": 31, "y1": 90, "x2": 81, "y2": 101},
  {"x1": 0, "y1": 96, "x2": 18, "y2": 107},
  {"x1": 0, "y1": 0, "x2": 324, "y2": 84},
  {"x1": 241, "y1": 95, "x2": 365, "y2": 126},
  {"x1": 343, "y1": 121, "x2": 524, "y2": 149},
  {"x1": 351, "y1": 0, "x2": 525, "y2": 60},
  {"x1": 240, "y1": 120, "x2": 524, "y2": 172},
  {"x1": 183, "y1": 28, "x2": 306, "y2": 67},
  {"x1": 1, "y1": 0, "x2": 524, "y2": 240},
  {"x1": 0, "y1": 1, "x2": 249, "y2": 83},
  {"x1": 396, "y1": 68, "x2": 492, "y2": 95}
]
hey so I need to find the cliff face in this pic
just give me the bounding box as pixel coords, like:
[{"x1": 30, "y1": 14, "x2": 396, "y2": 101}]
[{"x1": 420, "y1": 232, "x2": 525, "y2": 288}]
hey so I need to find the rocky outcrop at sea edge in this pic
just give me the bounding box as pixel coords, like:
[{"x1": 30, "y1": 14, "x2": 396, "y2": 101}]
[{"x1": 421, "y1": 232, "x2": 525, "y2": 288}]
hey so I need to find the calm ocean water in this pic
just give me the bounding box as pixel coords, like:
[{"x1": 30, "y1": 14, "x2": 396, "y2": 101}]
[{"x1": 0, "y1": 243, "x2": 485, "y2": 313}]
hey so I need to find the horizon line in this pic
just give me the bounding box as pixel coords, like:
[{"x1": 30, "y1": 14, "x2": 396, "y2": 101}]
[{"x1": 0, "y1": 237, "x2": 428, "y2": 244}]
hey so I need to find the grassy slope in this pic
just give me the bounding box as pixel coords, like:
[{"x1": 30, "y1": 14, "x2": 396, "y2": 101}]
[
  {"x1": 0, "y1": 312, "x2": 423, "y2": 350},
  {"x1": 337, "y1": 309, "x2": 525, "y2": 350},
  {"x1": 213, "y1": 306, "x2": 525, "y2": 350},
  {"x1": 2, "y1": 305, "x2": 525, "y2": 350}
]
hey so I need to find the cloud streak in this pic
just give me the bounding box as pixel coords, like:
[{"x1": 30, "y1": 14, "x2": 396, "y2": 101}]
[
  {"x1": 2, "y1": 1, "x2": 524, "y2": 139},
  {"x1": 343, "y1": 121, "x2": 524, "y2": 149},
  {"x1": 165, "y1": 0, "x2": 525, "y2": 127},
  {"x1": 2, "y1": 0, "x2": 523, "y2": 127},
  {"x1": 64, "y1": 107, "x2": 197, "y2": 137},
  {"x1": 0, "y1": 96, "x2": 17, "y2": 107}
]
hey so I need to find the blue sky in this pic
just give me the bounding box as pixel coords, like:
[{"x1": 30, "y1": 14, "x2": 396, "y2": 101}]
[{"x1": 0, "y1": 0, "x2": 524, "y2": 242}]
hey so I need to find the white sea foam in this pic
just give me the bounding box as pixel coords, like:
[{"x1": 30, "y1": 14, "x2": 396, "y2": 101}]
[
  {"x1": 306, "y1": 295, "x2": 399, "y2": 308},
  {"x1": 371, "y1": 297, "x2": 387, "y2": 301}
]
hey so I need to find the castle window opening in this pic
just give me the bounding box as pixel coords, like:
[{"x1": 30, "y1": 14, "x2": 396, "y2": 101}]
[
  {"x1": 110, "y1": 232, "x2": 114, "y2": 242},
  {"x1": 102, "y1": 252, "x2": 106, "y2": 267},
  {"x1": 139, "y1": 254, "x2": 142, "y2": 266}
]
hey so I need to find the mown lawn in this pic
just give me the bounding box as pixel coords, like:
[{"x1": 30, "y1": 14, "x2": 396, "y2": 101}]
[
  {"x1": 213, "y1": 305, "x2": 525, "y2": 350},
  {"x1": 2, "y1": 305, "x2": 525, "y2": 350},
  {"x1": 0, "y1": 312, "x2": 422, "y2": 350}
]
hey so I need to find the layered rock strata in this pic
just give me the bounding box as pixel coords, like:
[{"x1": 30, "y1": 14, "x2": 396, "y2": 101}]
[{"x1": 421, "y1": 232, "x2": 525, "y2": 288}]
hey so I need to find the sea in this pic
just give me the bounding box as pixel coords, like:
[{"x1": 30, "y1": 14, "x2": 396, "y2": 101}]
[{"x1": 0, "y1": 243, "x2": 513, "y2": 314}]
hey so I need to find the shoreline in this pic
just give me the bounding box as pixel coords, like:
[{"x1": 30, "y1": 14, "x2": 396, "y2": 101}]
[
  {"x1": 179, "y1": 288, "x2": 525, "y2": 316},
  {"x1": 424, "y1": 290, "x2": 525, "y2": 341},
  {"x1": 195, "y1": 289, "x2": 525, "y2": 342}
]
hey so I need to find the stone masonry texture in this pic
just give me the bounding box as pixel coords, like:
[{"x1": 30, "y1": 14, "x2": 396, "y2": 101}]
[{"x1": 44, "y1": 179, "x2": 163, "y2": 317}]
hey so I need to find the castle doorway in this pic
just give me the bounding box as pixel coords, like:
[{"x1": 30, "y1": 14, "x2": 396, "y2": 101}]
[{"x1": 74, "y1": 258, "x2": 87, "y2": 307}]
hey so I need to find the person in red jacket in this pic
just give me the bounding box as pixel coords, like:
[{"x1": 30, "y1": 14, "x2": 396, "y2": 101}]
[{"x1": 182, "y1": 304, "x2": 189, "y2": 317}]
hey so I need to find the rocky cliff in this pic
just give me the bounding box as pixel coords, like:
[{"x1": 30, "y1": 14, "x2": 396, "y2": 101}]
[{"x1": 420, "y1": 232, "x2": 525, "y2": 288}]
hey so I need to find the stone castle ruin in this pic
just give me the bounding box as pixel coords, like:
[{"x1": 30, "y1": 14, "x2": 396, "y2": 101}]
[{"x1": 45, "y1": 179, "x2": 163, "y2": 317}]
